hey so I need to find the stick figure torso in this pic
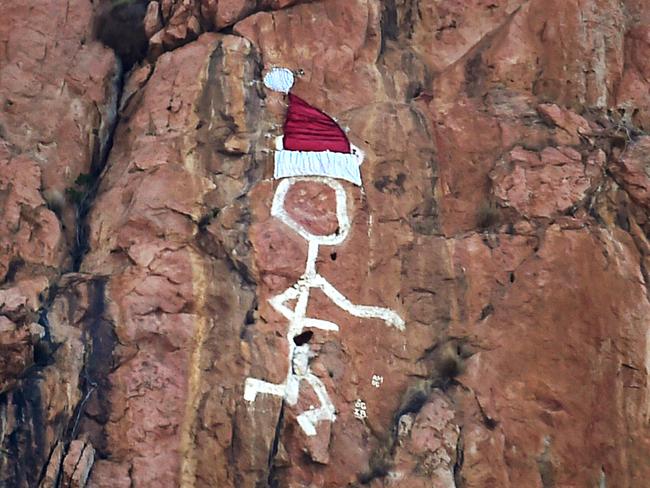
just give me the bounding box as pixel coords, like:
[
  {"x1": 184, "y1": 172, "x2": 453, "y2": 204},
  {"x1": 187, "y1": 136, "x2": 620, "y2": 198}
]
[{"x1": 245, "y1": 176, "x2": 404, "y2": 436}]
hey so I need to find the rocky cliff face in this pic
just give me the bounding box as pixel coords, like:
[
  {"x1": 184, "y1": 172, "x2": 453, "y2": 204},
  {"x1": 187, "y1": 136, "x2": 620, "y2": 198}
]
[{"x1": 1, "y1": 0, "x2": 650, "y2": 487}]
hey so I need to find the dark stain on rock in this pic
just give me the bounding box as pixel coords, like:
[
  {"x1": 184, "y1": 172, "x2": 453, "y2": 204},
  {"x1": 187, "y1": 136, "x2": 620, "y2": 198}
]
[
  {"x1": 465, "y1": 52, "x2": 486, "y2": 98},
  {"x1": 374, "y1": 172, "x2": 407, "y2": 195},
  {"x1": 1, "y1": 376, "x2": 48, "y2": 488},
  {"x1": 76, "y1": 278, "x2": 116, "y2": 455},
  {"x1": 292, "y1": 330, "x2": 313, "y2": 346},
  {"x1": 380, "y1": 0, "x2": 399, "y2": 50},
  {"x1": 1, "y1": 257, "x2": 24, "y2": 285},
  {"x1": 95, "y1": 0, "x2": 149, "y2": 69}
]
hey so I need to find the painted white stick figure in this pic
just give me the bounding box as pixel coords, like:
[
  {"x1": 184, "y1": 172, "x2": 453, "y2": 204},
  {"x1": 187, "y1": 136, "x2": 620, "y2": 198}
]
[
  {"x1": 244, "y1": 68, "x2": 404, "y2": 436},
  {"x1": 245, "y1": 177, "x2": 404, "y2": 436}
]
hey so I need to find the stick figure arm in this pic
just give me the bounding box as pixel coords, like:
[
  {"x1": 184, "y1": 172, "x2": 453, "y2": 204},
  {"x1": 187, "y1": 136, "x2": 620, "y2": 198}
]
[
  {"x1": 302, "y1": 318, "x2": 339, "y2": 331},
  {"x1": 268, "y1": 285, "x2": 300, "y2": 320},
  {"x1": 313, "y1": 275, "x2": 405, "y2": 330},
  {"x1": 296, "y1": 373, "x2": 337, "y2": 436}
]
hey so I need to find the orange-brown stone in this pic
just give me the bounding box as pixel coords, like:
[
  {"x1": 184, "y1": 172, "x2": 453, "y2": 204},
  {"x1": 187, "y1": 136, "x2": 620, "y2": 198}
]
[
  {"x1": 2, "y1": 0, "x2": 650, "y2": 487},
  {"x1": 283, "y1": 180, "x2": 340, "y2": 237}
]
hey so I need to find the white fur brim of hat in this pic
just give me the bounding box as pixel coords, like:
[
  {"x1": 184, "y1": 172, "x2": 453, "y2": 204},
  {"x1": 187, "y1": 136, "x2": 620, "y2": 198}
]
[{"x1": 274, "y1": 137, "x2": 364, "y2": 186}]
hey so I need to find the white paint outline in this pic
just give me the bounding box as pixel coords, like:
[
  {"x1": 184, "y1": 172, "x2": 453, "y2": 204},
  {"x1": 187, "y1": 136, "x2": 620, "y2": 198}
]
[
  {"x1": 245, "y1": 177, "x2": 404, "y2": 436},
  {"x1": 270, "y1": 176, "x2": 351, "y2": 246}
]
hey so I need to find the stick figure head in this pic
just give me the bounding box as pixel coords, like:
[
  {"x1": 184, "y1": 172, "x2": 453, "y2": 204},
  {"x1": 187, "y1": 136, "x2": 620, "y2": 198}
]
[{"x1": 271, "y1": 177, "x2": 351, "y2": 245}]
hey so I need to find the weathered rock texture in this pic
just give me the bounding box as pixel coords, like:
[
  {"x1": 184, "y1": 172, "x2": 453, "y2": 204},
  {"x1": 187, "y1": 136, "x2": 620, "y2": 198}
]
[
  {"x1": 0, "y1": 0, "x2": 118, "y2": 486},
  {"x1": 1, "y1": 0, "x2": 650, "y2": 487}
]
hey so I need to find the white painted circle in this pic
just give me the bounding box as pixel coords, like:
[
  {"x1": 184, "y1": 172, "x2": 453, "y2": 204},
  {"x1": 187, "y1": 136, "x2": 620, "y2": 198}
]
[{"x1": 271, "y1": 177, "x2": 351, "y2": 245}]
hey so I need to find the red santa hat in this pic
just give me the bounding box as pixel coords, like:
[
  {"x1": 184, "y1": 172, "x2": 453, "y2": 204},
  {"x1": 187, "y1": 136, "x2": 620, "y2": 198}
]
[{"x1": 264, "y1": 68, "x2": 364, "y2": 186}]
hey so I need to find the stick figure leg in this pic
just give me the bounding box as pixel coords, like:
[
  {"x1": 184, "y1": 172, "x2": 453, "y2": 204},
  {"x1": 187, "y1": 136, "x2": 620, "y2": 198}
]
[{"x1": 296, "y1": 372, "x2": 337, "y2": 436}]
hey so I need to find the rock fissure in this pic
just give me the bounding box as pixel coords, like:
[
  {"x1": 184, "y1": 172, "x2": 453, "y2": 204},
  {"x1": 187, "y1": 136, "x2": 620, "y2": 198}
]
[
  {"x1": 266, "y1": 400, "x2": 285, "y2": 488},
  {"x1": 37, "y1": 442, "x2": 64, "y2": 488},
  {"x1": 68, "y1": 441, "x2": 90, "y2": 484},
  {"x1": 453, "y1": 427, "x2": 464, "y2": 488},
  {"x1": 19, "y1": 5, "x2": 136, "y2": 480},
  {"x1": 71, "y1": 68, "x2": 124, "y2": 273}
]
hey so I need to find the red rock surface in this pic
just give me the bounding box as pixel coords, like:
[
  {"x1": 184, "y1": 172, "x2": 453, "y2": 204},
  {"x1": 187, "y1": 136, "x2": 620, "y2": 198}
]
[
  {"x1": 145, "y1": 0, "x2": 308, "y2": 56},
  {"x1": 0, "y1": 0, "x2": 118, "y2": 486},
  {"x1": 1, "y1": 1, "x2": 650, "y2": 487},
  {"x1": 490, "y1": 145, "x2": 602, "y2": 219},
  {"x1": 283, "y1": 180, "x2": 340, "y2": 237}
]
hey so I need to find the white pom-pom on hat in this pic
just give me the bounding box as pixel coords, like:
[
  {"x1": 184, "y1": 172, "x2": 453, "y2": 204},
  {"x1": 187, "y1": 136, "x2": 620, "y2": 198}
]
[{"x1": 263, "y1": 67, "x2": 295, "y2": 93}]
